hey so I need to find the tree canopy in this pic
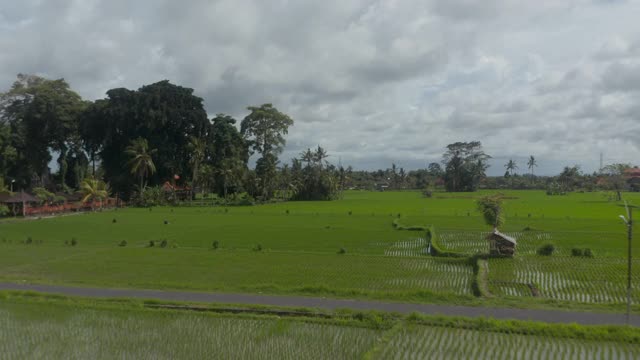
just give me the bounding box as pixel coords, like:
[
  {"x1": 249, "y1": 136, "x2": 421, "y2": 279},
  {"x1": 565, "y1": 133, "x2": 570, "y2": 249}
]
[{"x1": 442, "y1": 141, "x2": 491, "y2": 192}]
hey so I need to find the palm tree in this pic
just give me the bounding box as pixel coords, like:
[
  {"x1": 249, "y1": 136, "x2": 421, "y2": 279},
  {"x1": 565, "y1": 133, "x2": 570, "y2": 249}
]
[
  {"x1": 527, "y1": 155, "x2": 537, "y2": 177},
  {"x1": 80, "y1": 178, "x2": 109, "y2": 211},
  {"x1": 188, "y1": 136, "x2": 206, "y2": 192},
  {"x1": 125, "y1": 138, "x2": 157, "y2": 197},
  {"x1": 504, "y1": 159, "x2": 518, "y2": 176}
]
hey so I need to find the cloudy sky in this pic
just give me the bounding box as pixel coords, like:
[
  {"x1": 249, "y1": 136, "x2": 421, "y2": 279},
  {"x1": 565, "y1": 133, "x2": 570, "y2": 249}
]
[{"x1": 1, "y1": 0, "x2": 639, "y2": 175}]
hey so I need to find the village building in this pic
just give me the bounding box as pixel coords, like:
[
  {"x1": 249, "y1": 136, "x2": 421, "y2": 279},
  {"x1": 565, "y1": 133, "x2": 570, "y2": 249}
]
[
  {"x1": 624, "y1": 167, "x2": 640, "y2": 192},
  {"x1": 0, "y1": 192, "x2": 39, "y2": 216},
  {"x1": 486, "y1": 229, "x2": 517, "y2": 256}
]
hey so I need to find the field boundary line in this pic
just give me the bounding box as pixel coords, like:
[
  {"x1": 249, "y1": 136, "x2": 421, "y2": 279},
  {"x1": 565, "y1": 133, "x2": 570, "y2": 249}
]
[
  {"x1": 0, "y1": 282, "x2": 639, "y2": 326},
  {"x1": 362, "y1": 320, "x2": 405, "y2": 360}
]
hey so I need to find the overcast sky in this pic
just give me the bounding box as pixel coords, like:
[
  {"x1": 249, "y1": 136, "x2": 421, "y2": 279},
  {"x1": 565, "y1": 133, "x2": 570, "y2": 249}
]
[{"x1": 1, "y1": 0, "x2": 639, "y2": 175}]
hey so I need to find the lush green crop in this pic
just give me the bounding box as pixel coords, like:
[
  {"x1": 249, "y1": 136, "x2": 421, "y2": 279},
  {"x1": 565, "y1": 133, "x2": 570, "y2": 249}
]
[
  {"x1": 488, "y1": 256, "x2": 640, "y2": 303},
  {"x1": 376, "y1": 323, "x2": 640, "y2": 360},
  {"x1": 0, "y1": 301, "x2": 380, "y2": 359},
  {"x1": 0, "y1": 190, "x2": 638, "y2": 310},
  {"x1": 3, "y1": 296, "x2": 640, "y2": 360}
]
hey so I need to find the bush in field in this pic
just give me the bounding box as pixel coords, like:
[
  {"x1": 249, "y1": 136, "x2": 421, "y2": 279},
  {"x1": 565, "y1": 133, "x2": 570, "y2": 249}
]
[
  {"x1": 338, "y1": 247, "x2": 346, "y2": 254},
  {"x1": 118, "y1": 240, "x2": 127, "y2": 247},
  {"x1": 537, "y1": 243, "x2": 555, "y2": 256},
  {"x1": 571, "y1": 248, "x2": 594, "y2": 257},
  {"x1": 0, "y1": 204, "x2": 9, "y2": 216},
  {"x1": 160, "y1": 240, "x2": 168, "y2": 248},
  {"x1": 26, "y1": 236, "x2": 33, "y2": 245},
  {"x1": 70, "y1": 238, "x2": 78, "y2": 246},
  {"x1": 253, "y1": 244, "x2": 262, "y2": 252},
  {"x1": 477, "y1": 194, "x2": 505, "y2": 229},
  {"x1": 148, "y1": 240, "x2": 155, "y2": 247},
  {"x1": 112, "y1": 218, "x2": 117, "y2": 223},
  {"x1": 212, "y1": 240, "x2": 219, "y2": 249}
]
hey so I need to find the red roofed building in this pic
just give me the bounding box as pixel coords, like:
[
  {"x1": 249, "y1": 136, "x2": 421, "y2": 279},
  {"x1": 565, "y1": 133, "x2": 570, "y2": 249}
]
[{"x1": 162, "y1": 181, "x2": 192, "y2": 201}]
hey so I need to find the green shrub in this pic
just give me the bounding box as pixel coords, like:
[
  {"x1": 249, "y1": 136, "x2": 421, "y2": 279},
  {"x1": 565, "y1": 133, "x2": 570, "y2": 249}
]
[
  {"x1": 0, "y1": 204, "x2": 9, "y2": 217},
  {"x1": 212, "y1": 240, "x2": 219, "y2": 249},
  {"x1": 118, "y1": 240, "x2": 127, "y2": 247},
  {"x1": 112, "y1": 218, "x2": 117, "y2": 223},
  {"x1": 160, "y1": 240, "x2": 168, "y2": 248},
  {"x1": 338, "y1": 247, "x2": 346, "y2": 254},
  {"x1": 537, "y1": 243, "x2": 555, "y2": 256},
  {"x1": 253, "y1": 244, "x2": 262, "y2": 252},
  {"x1": 226, "y1": 192, "x2": 255, "y2": 206},
  {"x1": 32, "y1": 187, "x2": 55, "y2": 205},
  {"x1": 348, "y1": 211, "x2": 352, "y2": 216},
  {"x1": 70, "y1": 238, "x2": 78, "y2": 247},
  {"x1": 584, "y1": 248, "x2": 594, "y2": 257},
  {"x1": 148, "y1": 240, "x2": 155, "y2": 248},
  {"x1": 25, "y1": 236, "x2": 33, "y2": 245},
  {"x1": 135, "y1": 186, "x2": 168, "y2": 207},
  {"x1": 571, "y1": 248, "x2": 583, "y2": 257}
]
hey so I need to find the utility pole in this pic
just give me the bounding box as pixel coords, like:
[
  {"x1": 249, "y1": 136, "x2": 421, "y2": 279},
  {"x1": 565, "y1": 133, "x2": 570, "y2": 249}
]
[
  {"x1": 627, "y1": 208, "x2": 633, "y2": 325},
  {"x1": 600, "y1": 152, "x2": 603, "y2": 173},
  {"x1": 620, "y1": 202, "x2": 634, "y2": 325}
]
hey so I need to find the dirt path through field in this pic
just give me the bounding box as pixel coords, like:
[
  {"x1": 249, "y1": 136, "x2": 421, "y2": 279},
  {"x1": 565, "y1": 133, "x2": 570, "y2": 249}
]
[{"x1": 0, "y1": 282, "x2": 638, "y2": 326}]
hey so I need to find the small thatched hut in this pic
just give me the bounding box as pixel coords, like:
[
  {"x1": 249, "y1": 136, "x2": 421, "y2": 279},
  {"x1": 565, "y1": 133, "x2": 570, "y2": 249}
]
[
  {"x1": 486, "y1": 229, "x2": 516, "y2": 257},
  {"x1": 1, "y1": 192, "x2": 39, "y2": 216}
]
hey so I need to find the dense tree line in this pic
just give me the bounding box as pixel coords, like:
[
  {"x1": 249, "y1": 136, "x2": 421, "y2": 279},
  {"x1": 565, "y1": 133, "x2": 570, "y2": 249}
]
[
  {"x1": 1, "y1": 74, "x2": 636, "y2": 203},
  {"x1": 0, "y1": 74, "x2": 344, "y2": 202}
]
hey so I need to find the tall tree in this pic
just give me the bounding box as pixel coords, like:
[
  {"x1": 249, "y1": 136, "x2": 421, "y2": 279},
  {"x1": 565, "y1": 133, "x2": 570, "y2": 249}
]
[
  {"x1": 241, "y1": 104, "x2": 293, "y2": 199},
  {"x1": 527, "y1": 155, "x2": 537, "y2": 177},
  {"x1": 442, "y1": 141, "x2": 491, "y2": 192},
  {"x1": 78, "y1": 99, "x2": 108, "y2": 176},
  {"x1": 291, "y1": 146, "x2": 339, "y2": 201},
  {"x1": 209, "y1": 114, "x2": 248, "y2": 198},
  {"x1": 601, "y1": 163, "x2": 631, "y2": 201},
  {"x1": 0, "y1": 123, "x2": 17, "y2": 183},
  {"x1": 1, "y1": 74, "x2": 86, "y2": 188},
  {"x1": 188, "y1": 136, "x2": 206, "y2": 191},
  {"x1": 505, "y1": 159, "x2": 518, "y2": 176},
  {"x1": 84, "y1": 81, "x2": 210, "y2": 197},
  {"x1": 125, "y1": 138, "x2": 157, "y2": 195},
  {"x1": 427, "y1": 162, "x2": 444, "y2": 177},
  {"x1": 558, "y1": 165, "x2": 581, "y2": 192}
]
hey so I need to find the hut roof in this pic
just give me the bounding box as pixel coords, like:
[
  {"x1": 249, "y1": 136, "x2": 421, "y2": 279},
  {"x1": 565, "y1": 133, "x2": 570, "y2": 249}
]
[
  {"x1": 2, "y1": 192, "x2": 39, "y2": 203},
  {"x1": 0, "y1": 192, "x2": 12, "y2": 202},
  {"x1": 488, "y1": 229, "x2": 517, "y2": 245}
]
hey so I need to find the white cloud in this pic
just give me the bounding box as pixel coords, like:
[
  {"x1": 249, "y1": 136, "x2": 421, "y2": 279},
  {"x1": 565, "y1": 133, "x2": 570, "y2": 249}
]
[{"x1": 1, "y1": 0, "x2": 639, "y2": 175}]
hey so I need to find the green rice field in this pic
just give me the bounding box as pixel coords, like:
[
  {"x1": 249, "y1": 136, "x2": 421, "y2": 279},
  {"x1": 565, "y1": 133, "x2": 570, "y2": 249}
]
[
  {"x1": 0, "y1": 301, "x2": 379, "y2": 359},
  {"x1": 1, "y1": 297, "x2": 639, "y2": 360},
  {"x1": 0, "y1": 190, "x2": 638, "y2": 310},
  {"x1": 377, "y1": 322, "x2": 640, "y2": 360}
]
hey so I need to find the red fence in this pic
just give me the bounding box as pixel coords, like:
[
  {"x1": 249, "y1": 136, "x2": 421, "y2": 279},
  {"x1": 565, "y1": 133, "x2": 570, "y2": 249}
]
[{"x1": 24, "y1": 198, "x2": 123, "y2": 216}]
